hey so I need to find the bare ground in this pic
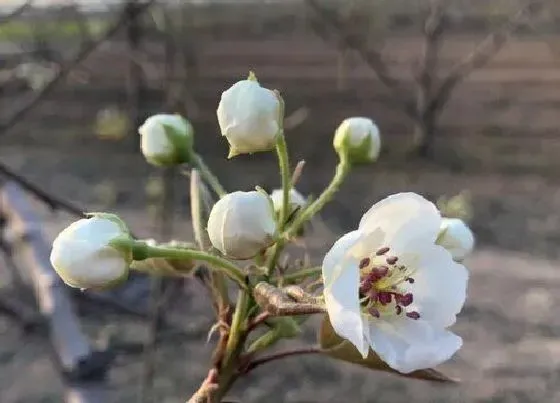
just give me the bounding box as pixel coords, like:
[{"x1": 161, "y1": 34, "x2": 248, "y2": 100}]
[{"x1": 1, "y1": 203, "x2": 560, "y2": 403}]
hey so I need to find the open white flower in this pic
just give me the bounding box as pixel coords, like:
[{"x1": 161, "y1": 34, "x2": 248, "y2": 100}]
[
  {"x1": 270, "y1": 188, "x2": 307, "y2": 215},
  {"x1": 216, "y1": 76, "x2": 280, "y2": 157},
  {"x1": 437, "y1": 218, "x2": 475, "y2": 262},
  {"x1": 333, "y1": 117, "x2": 381, "y2": 164},
  {"x1": 50, "y1": 214, "x2": 132, "y2": 289},
  {"x1": 139, "y1": 114, "x2": 193, "y2": 166},
  {"x1": 322, "y1": 193, "x2": 468, "y2": 374},
  {"x1": 207, "y1": 191, "x2": 277, "y2": 259}
]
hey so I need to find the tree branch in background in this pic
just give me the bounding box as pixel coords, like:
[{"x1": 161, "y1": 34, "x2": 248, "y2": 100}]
[
  {"x1": 307, "y1": 0, "x2": 548, "y2": 158},
  {"x1": 0, "y1": 0, "x2": 33, "y2": 25},
  {"x1": 431, "y1": 0, "x2": 547, "y2": 113},
  {"x1": 305, "y1": 0, "x2": 417, "y2": 119},
  {"x1": 0, "y1": 162, "x2": 84, "y2": 217},
  {"x1": 0, "y1": 0, "x2": 157, "y2": 134}
]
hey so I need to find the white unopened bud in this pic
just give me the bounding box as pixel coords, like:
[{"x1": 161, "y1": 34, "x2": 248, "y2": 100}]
[
  {"x1": 139, "y1": 114, "x2": 194, "y2": 166},
  {"x1": 50, "y1": 214, "x2": 132, "y2": 289},
  {"x1": 217, "y1": 73, "x2": 281, "y2": 158},
  {"x1": 437, "y1": 218, "x2": 475, "y2": 261},
  {"x1": 270, "y1": 188, "x2": 307, "y2": 215},
  {"x1": 333, "y1": 117, "x2": 381, "y2": 164},
  {"x1": 207, "y1": 191, "x2": 277, "y2": 259}
]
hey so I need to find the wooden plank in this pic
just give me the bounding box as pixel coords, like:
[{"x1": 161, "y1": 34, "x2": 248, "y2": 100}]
[{"x1": 0, "y1": 181, "x2": 110, "y2": 403}]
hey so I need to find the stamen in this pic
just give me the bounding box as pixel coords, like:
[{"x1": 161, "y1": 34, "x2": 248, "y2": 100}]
[
  {"x1": 369, "y1": 307, "x2": 381, "y2": 318},
  {"x1": 397, "y1": 293, "x2": 413, "y2": 307},
  {"x1": 406, "y1": 311, "x2": 420, "y2": 320},
  {"x1": 372, "y1": 266, "x2": 389, "y2": 279},
  {"x1": 386, "y1": 256, "x2": 398, "y2": 265},
  {"x1": 395, "y1": 305, "x2": 403, "y2": 315},
  {"x1": 376, "y1": 247, "x2": 390, "y2": 256},
  {"x1": 378, "y1": 292, "x2": 392, "y2": 305},
  {"x1": 405, "y1": 277, "x2": 415, "y2": 284},
  {"x1": 359, "y1": 257, "x2": 370, "y2": 269}
]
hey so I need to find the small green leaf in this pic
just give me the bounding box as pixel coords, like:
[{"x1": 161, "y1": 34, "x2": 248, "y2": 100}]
[{"x1": 318, "y1": 316, "x2": 458, "y2": 383}]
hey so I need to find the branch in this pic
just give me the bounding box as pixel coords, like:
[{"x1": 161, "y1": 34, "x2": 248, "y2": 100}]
[
  {"x1": 0, "y1": 0, "x2": 33, "y2": 25},
  {"x1": 0, "y1": 0, "x2": 157, "y2": 134},
  {"x1": 0, "y1": 161, "x2": 84, "y2": 217},
  {"x1": 305, "y1": 0, "x2": 417, "y2": 119},
  {"x1": 431, "y1": 0, "x2": 546, "y2": 113},
  {"x1": 243, "y1": 346, "x2": 323, "y2": 374}
]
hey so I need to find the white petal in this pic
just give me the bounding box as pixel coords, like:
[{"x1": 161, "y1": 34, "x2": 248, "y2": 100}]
[
  {"x1": 217, "y1": 80, "x2": 279, "y2": 153},
  {"x1": 360, "y1": 193, "x2": 441, "y2": 250},
  {"x1": 207, "y1": 191, "x2": 276, "y2": 259},
  {"x1": 400, "y1": 244, "x2": 469, "y2": 328},
  {"x1": 270, "y1": 188, "x2": 307, "y2": 212},
  {"x1": 50, "y1": 238, "x2": 127, "y2": 288},
  {"x1": 438, "y1": 218, "x2": 475, "y2": 261},
  {"x1": 365, "y1": 318, "x2": 463, "y2": 373},
  {"x1": 55, "y1": 217, "x2": 122, "y2": 249},
  {"x1": 322, "y1": 230, "x2": 368, "y2": 357}
]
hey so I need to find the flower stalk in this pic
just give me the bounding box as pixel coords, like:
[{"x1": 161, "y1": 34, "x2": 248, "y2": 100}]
[{"x1": 122, "y1": 240, "x2": 248, "y2": 290}]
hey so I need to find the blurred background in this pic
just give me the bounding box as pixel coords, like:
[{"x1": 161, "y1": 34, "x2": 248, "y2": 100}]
[{"x1": 1, "y1": 0, "x2": 560, "y2": 402}]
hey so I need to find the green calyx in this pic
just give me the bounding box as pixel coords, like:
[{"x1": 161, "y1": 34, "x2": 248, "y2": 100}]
[
  {"x1": 161, "y1": 118, "x2": 195, "y2": 165},
  {"x1": 333, "y1": 126, "x2": 375, "y2": 165}
]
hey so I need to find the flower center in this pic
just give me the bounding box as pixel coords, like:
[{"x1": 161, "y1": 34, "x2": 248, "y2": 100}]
[{"x1": 358, "y1": 246, "x2": 420, "y2": 320}]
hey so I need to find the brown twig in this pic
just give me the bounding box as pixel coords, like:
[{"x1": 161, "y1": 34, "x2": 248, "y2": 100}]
[
  {"x1": 246, "y1": 311, "x2": 271, "y2": 333},
  {"x1": 243, "y1": 346, "x2": 323, "y2": 374}
]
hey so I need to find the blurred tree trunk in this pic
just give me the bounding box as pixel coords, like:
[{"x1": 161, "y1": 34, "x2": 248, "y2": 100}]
[{"x1": 125, "y1": 0, "x2": 144, "y2": 151}]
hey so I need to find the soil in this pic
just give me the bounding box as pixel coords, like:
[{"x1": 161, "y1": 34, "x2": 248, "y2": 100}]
[{"x1": 0, "y1": 145, "x2": 560, "y2": 402}]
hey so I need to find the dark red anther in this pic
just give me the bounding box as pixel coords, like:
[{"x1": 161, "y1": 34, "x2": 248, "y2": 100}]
[
  {"x1": 405, "y1": 277, "x2": 415, "y2": 284},
  {"x1": 359, "y1": 283, "x2": 372, "y2": 295},
  {"x1": 406, "y1": 311, "x2": 420, "y2": 320},
  {"x1": 378, "y1": 292, "x2": 392, "y2": 305},
  {"x1": 386, "y1": 256, "x2": 398, "y2": 265},
  {"x1": 372, "y1": 266, "x2": 389, "y2": 279},
  {"x1": 397, "y1": 293, "x2": 413, "y2": 307},
  {"x1": 368, "y1": 307, "x2": 381, "y2": 318},
  {"x1": 359, "y1": 257, "x2": 371, "y2": 269},
  {"x1": 376, "y1": 247, "x2": 390, "y2": 256},
  {"x1": 395, "y1": 305, "x2": 403, "y2": 315}
]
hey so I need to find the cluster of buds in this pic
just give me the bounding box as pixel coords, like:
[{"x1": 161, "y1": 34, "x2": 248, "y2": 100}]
[{"x1": 47, "y1": 70, "x2": 476, "y2": 389}]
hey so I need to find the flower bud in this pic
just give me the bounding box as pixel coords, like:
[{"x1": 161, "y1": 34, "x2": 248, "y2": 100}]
[
  {"x1": 333, "y1": 117, "x2": 381, "y2": 164},
  {"x1": 437, "y1": 218, "x2": 475, "y2": 262},
  {"x1": 207, "y1": 191, "x2": 277, "y2": 259},
  {"x1": 216, "y1": 73, "x2": 281, "y2": 158},
  {"x1": 270, "y1": 188, "x2": 307, "y2": 216},
  {"x1": 50, "y1": 214, "x2": 132, "y2": 289},
  {"x1": 138, "y1": 114, "x2": 194, "y2": 166}
]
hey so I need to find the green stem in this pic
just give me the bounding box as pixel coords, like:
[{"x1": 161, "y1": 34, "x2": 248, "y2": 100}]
[
  {"x1": 279, "y1": 266, "x2": 322, "y2": 283},
  {"x1": 223, "y1": 289, "x2": 250, "y2": 367},
  {"x1": 286, "y1": 156, "x2": 351, "y2": 238},
  {"x1": 275, "y1": 133, "x2": 291, "y2": 230},
  {"x1": 265, "y1": 241, "x2": 284, "y2": 277},
  {"x1": 192, "y1": 153, "x2": 227, "y2": 198},
  {"x1": 130, "y1": 242, "x2": 247, "y2": 290}
]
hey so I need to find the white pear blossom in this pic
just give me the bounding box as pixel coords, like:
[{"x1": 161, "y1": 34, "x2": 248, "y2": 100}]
[
  {"x1": 333, "y1": 117, "x2": 381, "y2": 163},
  {"x1": 138, "y1": 114, "x2": 193, "y2": 166},
  {"x1": 322, "y1": 193, "x2": 468, "y2": 374},
  {"x1": 437, "y1": 218, "x2": 475, "y2": 262},
  {"x1": 216, "y1": 77, "x2": 280, "y2": 157},
  {"x1": 207, "y1": 191, "x2": 277, "y2": 259},
  {"x1": 270, "y1": 188, "x2": 307, "y2": 215},
  {"x1": 50, "y1": 215, "x2": 132, "y2": 289}
]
